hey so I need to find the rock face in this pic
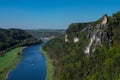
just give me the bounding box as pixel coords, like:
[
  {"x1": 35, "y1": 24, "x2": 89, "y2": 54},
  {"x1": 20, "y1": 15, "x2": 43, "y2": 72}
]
[
  {"x1": 84, "y1": 34, "x2": 96, "y2": 54},
  {"x1": 101, "y1": 15, "x2": 107, "y2": 25},
  {"x1": 73, "y1": 37, "x2": 79, "y2": 43},
  {"x1": 65, "y1": 15, "x2": 113, "y2": 55},
  {"x1": 84, "y1": 15, "x2": 113, "y2": 55},
  {"x1": 65, "y1": 34, "x2": 69, "y2": 42}
]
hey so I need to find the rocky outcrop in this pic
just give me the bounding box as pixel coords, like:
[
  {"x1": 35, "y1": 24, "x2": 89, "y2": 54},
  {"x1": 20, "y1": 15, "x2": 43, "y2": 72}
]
[
  {"x1": 73, "y1": 37, "x2": 79, "y2": 43},
  {"x1": 101, "y1": 15, "x2": 107, "y2": 25},
  {"x1": 65, "y1": 34, "x2": 69, "y2": 42},
  {"x1": 84, "y1": 34, "x2": 96, "y2": 54},
  {"x1": 84, "y1": 15, "x2": 113, "y2": 55},
  {"x1": 65, "y1": 15, "x2": 114, "y2": 55}
]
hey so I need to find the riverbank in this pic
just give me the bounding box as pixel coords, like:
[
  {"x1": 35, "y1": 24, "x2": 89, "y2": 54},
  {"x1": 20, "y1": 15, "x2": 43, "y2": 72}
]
[
  {"x1": 40, "y1": 47, "x2": 54, "y2": 80},
  {"x1": 0, "y1": 47, "x2": 23, "y2": 80}
]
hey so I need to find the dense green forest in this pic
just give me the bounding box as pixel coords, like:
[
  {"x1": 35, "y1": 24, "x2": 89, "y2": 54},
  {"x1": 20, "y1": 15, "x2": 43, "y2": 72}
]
[
  {"x1": 42, "y1": 11, "x2": 120, "y2": 80},
  {"x1": 0, "y1": 28, "x2": 42, "y2": 55}
]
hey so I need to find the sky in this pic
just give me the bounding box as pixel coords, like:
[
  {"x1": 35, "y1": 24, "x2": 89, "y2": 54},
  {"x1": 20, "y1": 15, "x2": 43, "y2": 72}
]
[{"x1": 0, "y1": 0, "x2": 120, "y2": 29}]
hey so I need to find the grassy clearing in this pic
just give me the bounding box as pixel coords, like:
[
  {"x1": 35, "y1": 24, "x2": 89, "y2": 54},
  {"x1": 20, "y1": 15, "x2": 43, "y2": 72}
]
[
  {"x1": 0, "y1": 47, "x2": 22, "y2": 80},
  {"x1": 40, "y1": 47, "x2": 54, "y2": 80}
]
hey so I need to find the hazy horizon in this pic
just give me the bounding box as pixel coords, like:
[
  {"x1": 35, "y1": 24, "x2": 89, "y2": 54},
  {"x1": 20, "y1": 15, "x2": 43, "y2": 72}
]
[{"x1": 0, "y1": 0, "x2": 120, "y2": 29}]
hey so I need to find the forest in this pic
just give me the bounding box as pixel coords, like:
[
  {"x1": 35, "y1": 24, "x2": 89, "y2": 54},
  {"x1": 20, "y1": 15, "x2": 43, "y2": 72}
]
[
  {"x1": 0, "y1": 28, "x2": 42, "y2": 55},
  {"x1": 42, "y1": 11, "x2": 120, "y2": 80}
]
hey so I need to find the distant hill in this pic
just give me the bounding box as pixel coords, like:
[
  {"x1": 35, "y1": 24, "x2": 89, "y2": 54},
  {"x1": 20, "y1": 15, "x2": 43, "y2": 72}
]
[
  {"x1": 42, "y1": 11, "x2": 120, "y2": 80},
  {"x1": 26, "y1": 29, "x2": 65, "y2": 40},
  {"x1": 0, "y1": 28, "x2": 42, "y2": 55}
]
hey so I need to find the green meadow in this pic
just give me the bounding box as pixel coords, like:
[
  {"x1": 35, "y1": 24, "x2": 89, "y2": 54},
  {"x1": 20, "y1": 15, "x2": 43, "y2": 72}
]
[
  {"x1": 0, "y1": 47, "x2": 22, "y2": 80},
  {"x1": 40, "y1": 47, "x2": 54, "y2": 80}
]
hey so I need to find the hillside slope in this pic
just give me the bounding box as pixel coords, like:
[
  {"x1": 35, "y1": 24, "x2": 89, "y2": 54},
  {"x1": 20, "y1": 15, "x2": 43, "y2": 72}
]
[
  {"x1": 0, "y1": 28, "x2": 42, "y2": 55},
  {"x1": 42, "y1": 11, "x2": 120, "y2": 80}
]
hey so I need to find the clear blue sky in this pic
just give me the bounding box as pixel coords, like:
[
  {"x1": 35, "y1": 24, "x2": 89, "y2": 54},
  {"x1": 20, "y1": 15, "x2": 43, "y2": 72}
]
[{"x1": 0, "y1": 0, "x2": 120, "y2": 29}]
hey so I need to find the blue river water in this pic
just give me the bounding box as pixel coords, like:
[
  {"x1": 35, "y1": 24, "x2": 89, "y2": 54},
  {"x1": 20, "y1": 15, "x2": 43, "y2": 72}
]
[{"x1": 6, "y1": 44, "x2": 46, "y2": 80}]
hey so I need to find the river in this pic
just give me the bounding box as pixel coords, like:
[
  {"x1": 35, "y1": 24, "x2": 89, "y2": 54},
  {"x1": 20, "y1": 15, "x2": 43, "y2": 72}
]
[{"x1": 6, "y1": 44, "x2": 46, "y2": 80}]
